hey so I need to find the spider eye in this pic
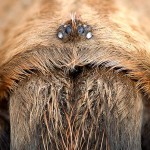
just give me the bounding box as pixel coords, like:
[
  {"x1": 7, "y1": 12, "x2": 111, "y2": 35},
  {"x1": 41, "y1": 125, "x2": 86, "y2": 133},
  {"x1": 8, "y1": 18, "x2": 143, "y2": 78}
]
[
  {"x1": 86, "y1": 32, "x2": 92, "y2": 39},
  {"x1": 78, "y1": 26, "x2": 84, "y2": 34},
  {"x1": 57, "y1": 32, "x2": 64, "y2": 39},
  {"x1": 65, "y1": 25, "x2": 72, "y2": 34}
]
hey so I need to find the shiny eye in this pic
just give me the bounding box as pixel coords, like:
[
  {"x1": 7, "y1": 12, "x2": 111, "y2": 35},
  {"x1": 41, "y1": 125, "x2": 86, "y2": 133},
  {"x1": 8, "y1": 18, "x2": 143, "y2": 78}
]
[
  {"x1": 57, "y1": 32, "x2": 63, "y2": 39},
  {"x1": 86, "y1": 32, "x2": 92, "y2": 39},
  {"x1": 78, "y1": 26, "x2": 84, "y2": 34},
  {"x1": 65, "y1": 25, "x2": 72, "y2": 34}
]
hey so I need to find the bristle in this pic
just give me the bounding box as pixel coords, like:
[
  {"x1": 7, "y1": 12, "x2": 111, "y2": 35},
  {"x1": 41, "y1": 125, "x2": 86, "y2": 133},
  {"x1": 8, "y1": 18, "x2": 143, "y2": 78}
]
[
  {"x1": 70, "y1": 12, "x2": 76, "y2": 24},
  {"x1": 70, "y1": 12, "x2": 77, "y2": 30}
]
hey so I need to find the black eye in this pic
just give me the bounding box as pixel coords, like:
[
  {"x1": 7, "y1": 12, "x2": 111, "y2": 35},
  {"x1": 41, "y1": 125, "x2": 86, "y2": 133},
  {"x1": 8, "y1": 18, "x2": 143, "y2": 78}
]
[
  {"x1": 78, "y1": 26, "x2": 84, "y2": 34},
  {"x1": 65, "y1": 25, "x2": 72, "y2": 34}
]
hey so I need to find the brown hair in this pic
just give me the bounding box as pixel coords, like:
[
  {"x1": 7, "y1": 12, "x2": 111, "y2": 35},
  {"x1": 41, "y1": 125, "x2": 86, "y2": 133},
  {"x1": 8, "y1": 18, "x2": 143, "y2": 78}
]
[{"x1": 0, "y1": 0, "x2": 150, "y2": 149}]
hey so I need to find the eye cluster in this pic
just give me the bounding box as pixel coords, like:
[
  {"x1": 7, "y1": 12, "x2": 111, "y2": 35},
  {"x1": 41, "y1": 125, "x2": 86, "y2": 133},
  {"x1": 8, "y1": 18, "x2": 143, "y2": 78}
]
[
  {"x1": 57, "y1": 21, "x2": 93, "y2": 41},
  {"x1": 77, "y1": 24, "x2": 92, "y2": 39}
]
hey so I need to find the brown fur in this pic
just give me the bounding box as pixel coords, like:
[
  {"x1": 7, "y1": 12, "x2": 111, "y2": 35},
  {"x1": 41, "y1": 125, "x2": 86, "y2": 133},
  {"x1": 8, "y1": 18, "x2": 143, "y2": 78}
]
[{"x1": 0, "y1": 0, "x2": 150, "y2": 149}]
